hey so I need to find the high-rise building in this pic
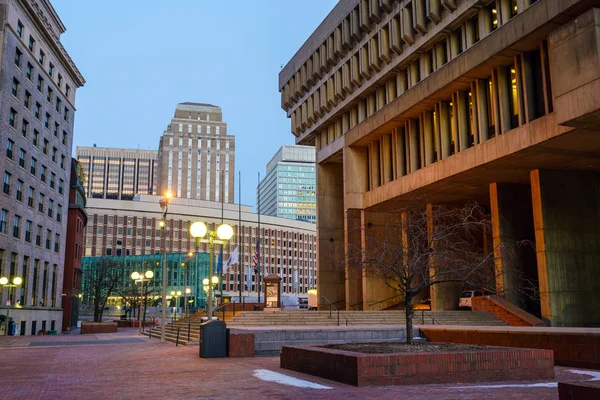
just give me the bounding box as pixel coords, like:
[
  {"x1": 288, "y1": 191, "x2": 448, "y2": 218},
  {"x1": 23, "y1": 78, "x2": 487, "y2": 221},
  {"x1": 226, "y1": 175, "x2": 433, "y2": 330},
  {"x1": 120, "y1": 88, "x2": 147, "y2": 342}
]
[
  {"x1": 280, "y1": 0, "x2": 600, "y2": 325},
  {"x1": 258, "y1": 145, "x2": 316, "y2": 222},
  {"x1": 0, "y1": 0, "x2": 84, "y2": 335},
  {"x1": 157, "y1": 103, "x2": 235, "y2": 203},
  {"x1": 76, "y1": 146, "x2": 158, "y2": 200}
]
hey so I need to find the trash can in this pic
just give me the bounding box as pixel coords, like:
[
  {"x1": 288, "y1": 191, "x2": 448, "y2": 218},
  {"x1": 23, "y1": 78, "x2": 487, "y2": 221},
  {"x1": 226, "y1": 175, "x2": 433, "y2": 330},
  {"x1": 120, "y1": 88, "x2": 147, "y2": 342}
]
[
  {"x1": 8, "y1": 321, "x2": 15, "y2": 336},
  {"x1": 199, "y1": 319, "x2": 227, "y2": 358},
  {"x1": 253, "y1": 305, "x2": 260, "y2": 311}
]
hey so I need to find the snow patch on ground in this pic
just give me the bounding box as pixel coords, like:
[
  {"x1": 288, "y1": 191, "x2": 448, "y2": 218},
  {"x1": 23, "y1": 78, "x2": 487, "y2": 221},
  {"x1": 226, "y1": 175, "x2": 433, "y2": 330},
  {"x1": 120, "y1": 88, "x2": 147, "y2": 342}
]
[{"x1": 253, "y1": 369, "x2": 332, "y2": 389}]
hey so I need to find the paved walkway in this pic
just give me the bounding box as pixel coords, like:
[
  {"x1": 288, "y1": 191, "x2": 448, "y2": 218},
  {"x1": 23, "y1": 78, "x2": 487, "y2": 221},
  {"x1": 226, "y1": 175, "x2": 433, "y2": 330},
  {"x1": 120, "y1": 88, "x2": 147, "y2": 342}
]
[{"x1": 0, "y1": 328, "x2": 598, "y2": 399}]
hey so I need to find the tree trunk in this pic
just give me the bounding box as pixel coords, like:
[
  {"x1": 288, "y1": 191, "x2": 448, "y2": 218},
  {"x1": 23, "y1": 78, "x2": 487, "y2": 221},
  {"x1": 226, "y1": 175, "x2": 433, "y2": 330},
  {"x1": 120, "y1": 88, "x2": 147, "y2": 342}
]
[{"x1": 405, "y1": 295, "x2": 414, "y2": 344}]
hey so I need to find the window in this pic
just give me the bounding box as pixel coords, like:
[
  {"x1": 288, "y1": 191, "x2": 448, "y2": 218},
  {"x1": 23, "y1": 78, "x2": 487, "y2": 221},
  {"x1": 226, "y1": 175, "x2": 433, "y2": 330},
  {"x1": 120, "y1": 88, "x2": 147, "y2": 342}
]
[
  {"x1": 57, "y1": 204, "x2": 62, "y2": 222},
  {"x1": 37, "y1": 75, "x2": 43, "y2": 93},
  {"x1": 58, "y1": 179, "x2": 64, "y2": 195},
  {"x1": 58, "y1": 74, "x2": 63, "y2": 88},
  {"x1": 6, "y1": 139, "x2": 14, "y2": 159},
  {"x1": 30, "y1": 157, "x2": 36, "y2": 175},
  {"x1": 0, "y1": 209, "x2": 7, "y2": 234},
  {"x1": 16, "y1": 180, "x2": 23, "y2": 201},
  {"x1": 50, "y1": 172, "x2": 55, "y2": 189},
  {"x1": 25, "y1": 220, "x2": 31, "y2": 242},
  {"x1": 44, "y1": 113, "x2": 50, "y2": 129},
  {"x1": 60, "y1": 155, "x2": 65, "y2": 170},
  {"x1": 47, "y1": 87, "x2": 53, "y2": 104},
  {"x1": 12, "y1": 78, "x2": 19, "y2": 97},
  {"x1": 33, "y1": 130, "x2": 39, "y2": 147},
  {"x1": 26, "y1": 62, "x2": 33, "y2": 80},
  {"x1": 63, "y1": 108, "x2": 69, "y2": 122},
  {"x1": 62, "y1": 131, "x2": 67, "y2": 146},
  {"x1": 48, "y1": 199, "x2": 53, "y2": 218},
  {"x1": 40, "y1": 165, "x2": 46, "y2": 182},
  {"x1": 28, "y1": 36, "x2": 35, "y2": 51},
  {"x1": 48, "y1": 63, "x2": 54, "y2": 77},
  {"x1": 43, "y1": 139, "x2": 48, "y2": 155},
  {"x1": 13, "y1": 215, "x2": 20, "y2": 238},
  {"x1": 3, "y1": 172, "x2": 11, "y2": 195},
  {"x1": 9, "y1": 108, "x2": 17, "y2": 128},
  {"x1": 19, "y1": 148, "x2": 26, "y2": 168},
  {"x1": 66, "y1": 84, "x2": 70, "y2": 97},
  {"x1": 46, "y1": 229, "x2": 51, "y2": 249},
  {"x1": 24, "y1": 91, "x2": 31, "y2": 109},
  {"x1": 54, "y1": 233, "x2": 60, "y2": 252},
  {"x1": 38, "y1": 193, "x2": 44, "y2": 213},
  {"x1": 35, "y1": 225, "x2": 41, "y2": 245},
  {"x1": 14, "y1": 48, "x2": 22, "y2": 67},
  {"x1": 17, "y1": 21, "x2": 23, "y2": 37},
  {"x1": 21, "y1": 119, "x2": 29, "y2": 137},
  {"x1": 39, "y1": 49, "x2": 45, "y2": 65},
  {"x1": 56, "y1": 97, "x2": 61, "y2": 113},
  {"x1": 53, "y1": 123, "x2": 59, "y2": 138}
]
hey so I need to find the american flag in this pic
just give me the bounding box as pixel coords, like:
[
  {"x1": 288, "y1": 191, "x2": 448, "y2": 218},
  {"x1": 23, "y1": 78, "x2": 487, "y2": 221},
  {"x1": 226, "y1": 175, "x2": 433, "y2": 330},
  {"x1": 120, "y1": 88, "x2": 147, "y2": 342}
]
[{"x1": 252, "y1": 239, "x2": 260, "y2": 266}]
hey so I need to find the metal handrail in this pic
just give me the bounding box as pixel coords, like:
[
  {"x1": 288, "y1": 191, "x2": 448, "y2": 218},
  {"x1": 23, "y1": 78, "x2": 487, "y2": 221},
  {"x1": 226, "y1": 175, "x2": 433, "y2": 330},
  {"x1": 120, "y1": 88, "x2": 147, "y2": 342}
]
[
  {"x1": 321, "y1": 296, "x2": 353, "y2": 326},
  {"x1": 418, "y1": 309, "x2": 441, "y2": 325}
]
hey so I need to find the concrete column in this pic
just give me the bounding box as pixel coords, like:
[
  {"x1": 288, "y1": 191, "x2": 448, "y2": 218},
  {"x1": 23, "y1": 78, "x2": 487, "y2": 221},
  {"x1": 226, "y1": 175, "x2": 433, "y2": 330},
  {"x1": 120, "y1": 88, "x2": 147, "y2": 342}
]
[
  {"x1": 498, "y1": 66, "x2": 512, "y2": 133},
  {"x1": 478, "y1": 8, "x2": 492, "y2": 39},
  {"x1": 530, "y1": 170, "x2": 600, "y2": 326},
  {"x1": 427, "y1": 204, "x2": 461, "y2": 310},
  {"x1": 369, "y1": 142, "x2": 381, "y2": 189},
  {"x1": 408, "y1": 120, "x2": 420, "y2": 173},
  {"x1": 477, "y1": 79, "x2": 490, "y2": 142},
  {"x1": 395, "y1": 128, "x2": 407, "y2": 177},
  {"x1": 457, "y1": 91, "x2": 470, "y2": 151},
  {"x1": 499, "y1": 0, "x2": 511, "y2": 27},
  {"x1": 396, "y1": 70, "x2": 408, "y2": 96},
  {"x1": 409, "y1": 62, "x2": 420, "y2": 88},
  {"x1": 439, "y1": 101, "x2": 452, "y2": 158},
  {"x1": 316, "y1": 163, "x2": 346, "y2": 309},
  {"x1": 465, "y1": 19, "x2": 476, "y2": 47},
  {"x1": 381, "y1": 134, "x2": 393, "y2": 184},
  {"x1": 345, "y1": 208, "x2": 363, "y2": 310},
  {"x1": 423, "y1": 110, "x2": 435, "y2": 166},
  {"x1": 449, "y1": 30, "x2": 460, "y2": 58},
  {"x1": 490, "y1": 183, "x2": 539, "y2": 316}
]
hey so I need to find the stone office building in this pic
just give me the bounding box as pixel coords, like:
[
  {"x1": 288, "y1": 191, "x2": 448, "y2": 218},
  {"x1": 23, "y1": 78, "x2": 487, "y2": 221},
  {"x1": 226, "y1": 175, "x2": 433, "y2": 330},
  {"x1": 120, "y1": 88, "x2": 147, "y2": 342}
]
[
  {"x1": 0, "y1": 0, "x2": 84, "y2": 335},
  {"x1": 280, "y1": 0, "x2": 600, "y2": 326}
]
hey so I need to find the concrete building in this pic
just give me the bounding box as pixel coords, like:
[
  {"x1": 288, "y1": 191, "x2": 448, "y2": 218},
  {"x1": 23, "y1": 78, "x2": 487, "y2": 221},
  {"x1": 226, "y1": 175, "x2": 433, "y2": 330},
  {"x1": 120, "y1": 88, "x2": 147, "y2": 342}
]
[
  {"x1": 258, "y1": 145, "x2": 316, "y2": 223},
  {"x1": 0, "y1": 0, "x2": 84, "y2": 335},
  {"x1": 157, "y1": 103, "x2": 235, "y2": 203},
  {"x1": 61, "y1": 158, "x2": 86, "y2": 331},
  {"x1": 76, "y1": 146, "x2": 158, "y2": 200},
  {"x1": 280, "y1": 0, "x2": 600, "y2": 326},
  {"x1": 84, "y1": 195, "x2": 317, "y2": 298}
]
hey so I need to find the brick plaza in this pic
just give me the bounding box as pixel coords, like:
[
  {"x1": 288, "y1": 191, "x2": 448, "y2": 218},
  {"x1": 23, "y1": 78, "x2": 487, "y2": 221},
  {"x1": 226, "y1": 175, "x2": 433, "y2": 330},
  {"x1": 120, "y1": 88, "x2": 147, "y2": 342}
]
[{"x1": 0, "y1": 328, "x2": 598, "y2": 399}]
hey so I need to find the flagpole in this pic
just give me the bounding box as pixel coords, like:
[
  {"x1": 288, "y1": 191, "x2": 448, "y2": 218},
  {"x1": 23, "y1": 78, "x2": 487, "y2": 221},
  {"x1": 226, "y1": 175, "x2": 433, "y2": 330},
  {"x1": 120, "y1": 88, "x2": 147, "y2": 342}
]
[
  {"x1": 238, "y1": 171, "x2": 242, "y2": 303},
  {"x1": 257, "y1": 172, "x2": 261, "y2": 305},
  {"x1": 220, "y1": 169, "x2": 224, "y2": 303}
]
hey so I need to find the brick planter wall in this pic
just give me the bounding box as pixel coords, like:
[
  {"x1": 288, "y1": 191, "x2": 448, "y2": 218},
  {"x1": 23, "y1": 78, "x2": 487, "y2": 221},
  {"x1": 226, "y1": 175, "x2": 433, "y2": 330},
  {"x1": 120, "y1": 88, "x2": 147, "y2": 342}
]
[
  {"x1": 226, "y1": 330, "x2": 255, "y2": 357},
  {"x1": 280, "y1": 345, "x2": 554, "y2": 387},
  {"x1": 558, "y1": 381, "x2": 600, "y2": 400},
  {"x1": 471, "y1": 296, "x2": 545, "y2": 327},
  {"x1": 80, "y1": 322, "x2": 118, "y2": 334},
  {"x1": 421, "y1": 327, "x2": 600, "y2": 370}
]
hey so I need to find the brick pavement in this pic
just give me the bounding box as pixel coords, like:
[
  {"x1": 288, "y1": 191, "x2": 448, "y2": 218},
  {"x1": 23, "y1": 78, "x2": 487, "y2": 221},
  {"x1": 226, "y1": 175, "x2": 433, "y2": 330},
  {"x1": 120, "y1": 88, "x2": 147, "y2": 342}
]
[{"x1": 0, "y1": 328, "x2": 598, "y2": 399}]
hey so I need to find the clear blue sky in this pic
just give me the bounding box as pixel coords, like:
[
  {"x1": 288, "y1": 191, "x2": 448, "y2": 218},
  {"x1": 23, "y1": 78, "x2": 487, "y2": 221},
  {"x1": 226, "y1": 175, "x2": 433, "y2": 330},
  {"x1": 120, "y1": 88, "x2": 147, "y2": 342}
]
[{"x1": 52, "y1": 0, "x2": 337, "y2": 209}]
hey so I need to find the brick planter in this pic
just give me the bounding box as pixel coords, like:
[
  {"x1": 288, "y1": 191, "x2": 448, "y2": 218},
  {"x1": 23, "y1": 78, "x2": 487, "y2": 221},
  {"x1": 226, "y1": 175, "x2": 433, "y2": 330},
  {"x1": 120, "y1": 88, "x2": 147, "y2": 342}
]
[
  {"x1": 280, "y1": 344, "x2": 554, "y2": 386},
  {"x1": 80, "y1": 322, "x2": 118, "y2": 334}
]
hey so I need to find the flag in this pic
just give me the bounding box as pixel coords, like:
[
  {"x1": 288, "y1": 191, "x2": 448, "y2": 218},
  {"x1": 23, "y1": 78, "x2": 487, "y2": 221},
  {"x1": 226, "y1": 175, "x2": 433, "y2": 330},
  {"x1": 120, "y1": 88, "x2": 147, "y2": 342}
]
[
  {"x1": 224, "y1": 246, "x2": 239, "y2": 274},
  {"x1": 216, "y1": 251, "x2": 223, "y2": 275},
  {"x1": 252, "y1": 239, "x2": 260, "y2": 266},
  {"x1": 294, "y1": 268, "x2": 298, "y2": 290},
  {"x1": 246, "y1": 264, "x2": 253, "y2": 292}
]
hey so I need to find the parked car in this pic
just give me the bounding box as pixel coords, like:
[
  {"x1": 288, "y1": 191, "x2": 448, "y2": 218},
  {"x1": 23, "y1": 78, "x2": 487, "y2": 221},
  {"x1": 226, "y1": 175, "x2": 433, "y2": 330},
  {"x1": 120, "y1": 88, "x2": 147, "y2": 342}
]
[
  {"x1": 458, "y1": 290, "x2": 483, "y2": 310},
  {"x1": 414, "y1": 298, "x2": 431, "y2": 310}
]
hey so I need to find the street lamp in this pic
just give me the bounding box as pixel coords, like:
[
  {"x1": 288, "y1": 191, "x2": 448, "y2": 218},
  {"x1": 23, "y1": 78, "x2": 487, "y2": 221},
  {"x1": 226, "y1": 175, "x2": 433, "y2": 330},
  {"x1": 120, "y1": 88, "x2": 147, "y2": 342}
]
[
  {"x1": 1, "y1": 276, "x2": 22, "y2": 336},
  {"x1": 170, "y1": 290, "x2": 182, "y2": 321},
  {"x1": 190, "y1": 221, "x2": 233, "y2": 319},
  {"x1": 131, "y1": 270, "x2": 153, "y2": 335},
  {"x1": 158, "y1": 191, "x2": 173, "y2": 342},
  {"x1": 185, "y1": 287, "x2": 191, "y2": 317}
]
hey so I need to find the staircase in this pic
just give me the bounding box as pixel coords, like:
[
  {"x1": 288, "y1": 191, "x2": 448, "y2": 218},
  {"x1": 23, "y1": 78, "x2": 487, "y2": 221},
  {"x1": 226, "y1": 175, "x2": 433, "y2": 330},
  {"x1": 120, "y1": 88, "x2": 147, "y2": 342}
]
[{"x1": 226, "y1": 310, "x2": 507, "y2": 327}]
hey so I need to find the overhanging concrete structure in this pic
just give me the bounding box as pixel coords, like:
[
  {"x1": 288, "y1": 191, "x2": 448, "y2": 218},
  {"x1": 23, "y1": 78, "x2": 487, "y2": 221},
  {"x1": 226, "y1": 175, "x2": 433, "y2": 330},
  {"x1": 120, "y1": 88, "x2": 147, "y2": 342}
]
[{"x1": 280, "y1": 0, "x2": 600, "y2": 327}]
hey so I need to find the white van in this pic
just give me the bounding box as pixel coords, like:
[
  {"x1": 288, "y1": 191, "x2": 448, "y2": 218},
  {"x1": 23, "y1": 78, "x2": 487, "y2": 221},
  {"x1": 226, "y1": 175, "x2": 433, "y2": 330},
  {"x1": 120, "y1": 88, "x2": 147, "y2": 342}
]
[{"x1": 458, "y1": 290, "x2": 483, "y2": 310}]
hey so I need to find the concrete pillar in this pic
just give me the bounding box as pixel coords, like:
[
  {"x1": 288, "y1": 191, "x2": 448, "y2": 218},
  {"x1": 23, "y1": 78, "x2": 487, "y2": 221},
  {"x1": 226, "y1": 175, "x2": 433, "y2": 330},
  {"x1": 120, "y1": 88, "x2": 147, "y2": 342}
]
[
  {"x1": 439, "y1": 101, "x2": 452, "y2": 158},
  {"x1": 396, "y1": 70, "x2": 408, "y2": 96},
  {"x1": 369, "y1": 142, "x2": 380, "y2": 189},
  {"x1": 530, "y1": 170, "x2": 600, "y2": 326},
  {"x1": 345, "y1": 208, "x2": 363, "y2": 310},
  {"x1": 499, "y1": 0, "x2": 511, "y2": 27},
  {"x1": 477, "y1": 79, "x2": 490, "y2": 142},
  {"x1": 381, "y1": 134, "x2": 393, "y2": 184},
  {"x1": 423, "y1": 111, "x2": 435, "y2": 166},
  {"x1": 490, "y1": 183, "x2": 540, "y2": 317},
  {"x1": 427, "y1": 204, "x2": 462, "y2": 310},
  {"x1": 395, "y1": 128, "x2": 407, "y2": 177},
  {"x1": 498, "y1": 66, "x2": 511, "y2": 133},
  {"x1": 408, "y1": 120, "x2": 420, "y2": 173},
  {"x1": 316, "y1": 163, "x2": 345, "y2": 309},
  {"x1": 457, "y1": 91, "x2": 470, "y2": 151},
  {"x1": 409, "y1": 62, "x2": 420, "y2": 88}
]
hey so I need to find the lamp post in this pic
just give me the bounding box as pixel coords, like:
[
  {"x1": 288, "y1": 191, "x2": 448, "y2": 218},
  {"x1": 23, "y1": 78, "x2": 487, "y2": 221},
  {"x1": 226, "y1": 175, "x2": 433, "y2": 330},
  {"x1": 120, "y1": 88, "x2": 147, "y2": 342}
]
[
  {"x1": 131, "y1": 270, "x2": 153, "y2": 335},
  {"x1": 170, "y1": 290, "x2": 182, "y2": 321},
  {"x1": 190, "y1": 221, "x2": 233, "y2": 319},
  {"x1": 185, "y1": 287, "x2": 191, "y2": 317},
  {"x1": 0, "y1": 276, "x2": 22, "y2": 336},
  {"x1": 158, "y1": 191, "x2": 173, "y2": 342},
  {"x1": 202, "y1": 276, "x2": 219, "y2": 316}
]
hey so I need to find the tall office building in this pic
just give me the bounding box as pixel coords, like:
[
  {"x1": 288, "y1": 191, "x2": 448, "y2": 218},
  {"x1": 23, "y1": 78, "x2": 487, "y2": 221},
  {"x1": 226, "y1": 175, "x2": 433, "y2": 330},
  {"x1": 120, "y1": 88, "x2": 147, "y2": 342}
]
[
  {"x1": 157, "y1": 103, "x2": 235, "y2": 203},
  {"x1": 281, "y1": 0, "x2": 600, "y2": 325},
  {"x1": 76, "y1": 146, "x2": 158, "y2": 200},
  {"x1": 258, "y1": 145, "x2": 316, "y2": 222},
  {"x1": 0, "y1": 0, "x2": 84, "y2": 335}
]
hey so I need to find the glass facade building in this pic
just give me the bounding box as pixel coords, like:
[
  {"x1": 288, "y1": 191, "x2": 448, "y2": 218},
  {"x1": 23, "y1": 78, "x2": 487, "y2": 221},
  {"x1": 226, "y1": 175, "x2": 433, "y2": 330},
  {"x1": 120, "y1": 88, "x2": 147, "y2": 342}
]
[{"x1": 258, "y1": 145, "x2": 316, "y2": 223}]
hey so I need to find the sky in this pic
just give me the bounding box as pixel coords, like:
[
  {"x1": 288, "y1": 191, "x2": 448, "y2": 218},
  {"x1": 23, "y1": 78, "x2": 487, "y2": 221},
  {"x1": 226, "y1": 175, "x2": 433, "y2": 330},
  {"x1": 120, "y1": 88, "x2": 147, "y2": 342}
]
[{"x1": 51, "y1": 0, "x2": 338, "y2": 210}]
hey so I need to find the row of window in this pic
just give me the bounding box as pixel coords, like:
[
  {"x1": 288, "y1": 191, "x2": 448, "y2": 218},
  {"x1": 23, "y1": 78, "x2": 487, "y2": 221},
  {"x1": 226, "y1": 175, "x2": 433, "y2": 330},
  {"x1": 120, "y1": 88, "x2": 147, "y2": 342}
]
[
  {"x1": 0, "y1": 249, "x2": 57, "y2": 308},
  {"x1": 2, "y1": 170, "x2": 63, "y2": 222},
  {"x1": 0, "y1": 208, "x2": 61, "y2": 252},
  {"x1": 5, "y1": 139, "x2": 66, "y2": 188},
  {"x1": 15, "y1": 20, "x2": 72, "y2": 100}
]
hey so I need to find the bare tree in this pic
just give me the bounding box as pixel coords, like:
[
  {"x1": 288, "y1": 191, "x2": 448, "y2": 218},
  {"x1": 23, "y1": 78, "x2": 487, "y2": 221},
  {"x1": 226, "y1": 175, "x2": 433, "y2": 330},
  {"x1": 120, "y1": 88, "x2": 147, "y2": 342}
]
[
  {"x1": 347, "y1": 203, "x2": 502, "y2": 344},
  {"x1": 85, "y1": 257, "x2": 123, "y2": 322}
]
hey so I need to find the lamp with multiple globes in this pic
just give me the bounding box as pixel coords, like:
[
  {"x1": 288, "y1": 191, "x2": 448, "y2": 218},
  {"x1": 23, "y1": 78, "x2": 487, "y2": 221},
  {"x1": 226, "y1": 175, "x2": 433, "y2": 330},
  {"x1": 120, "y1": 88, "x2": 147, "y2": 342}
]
[{"x1": 0, "y1": 276, "x2": 22, "y2": 336}]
